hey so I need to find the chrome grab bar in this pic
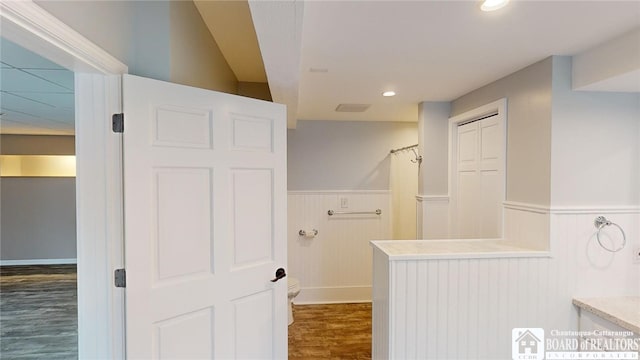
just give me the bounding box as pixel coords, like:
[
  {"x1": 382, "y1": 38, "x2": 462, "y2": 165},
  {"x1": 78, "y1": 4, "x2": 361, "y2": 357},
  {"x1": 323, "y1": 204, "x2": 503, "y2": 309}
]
[{"x1": 327, "y1": 209, "x2": 382, "y2": 216}]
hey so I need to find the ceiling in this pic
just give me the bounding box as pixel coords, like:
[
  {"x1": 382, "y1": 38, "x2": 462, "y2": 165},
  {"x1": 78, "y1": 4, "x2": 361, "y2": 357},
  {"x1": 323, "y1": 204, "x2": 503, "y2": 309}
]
[
  {"x1": 3, "y1": 1, "x2": 637, "y2": 135},
  {"x1": 0, "y1": 37, "x2": 75, "y2": 135},
  {"x1": 247, "y1": 0, "x2": 640, "y2": 127}
]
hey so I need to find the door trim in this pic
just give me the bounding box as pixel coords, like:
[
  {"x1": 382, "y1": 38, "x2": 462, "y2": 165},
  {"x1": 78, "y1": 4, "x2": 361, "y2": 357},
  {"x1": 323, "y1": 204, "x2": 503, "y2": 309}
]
[
  {"x1": 1, "y1": 1, "x2": 128, "y2": 358},
  {"x1": 0, "y1": 1, "x2": 126, "y2": 74},
  {"x1": 447, "y1": 98, "x2": 507, "y2": 238}
]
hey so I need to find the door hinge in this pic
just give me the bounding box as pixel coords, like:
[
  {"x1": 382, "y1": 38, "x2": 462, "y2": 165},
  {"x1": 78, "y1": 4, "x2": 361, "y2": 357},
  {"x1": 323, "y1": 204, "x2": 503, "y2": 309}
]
[
  {"x1": 114, "y1": 268, "x2": 126, "y2": 288},
  {"x1": 112, "y1": 113, "x2": 124, "y2": 133}
]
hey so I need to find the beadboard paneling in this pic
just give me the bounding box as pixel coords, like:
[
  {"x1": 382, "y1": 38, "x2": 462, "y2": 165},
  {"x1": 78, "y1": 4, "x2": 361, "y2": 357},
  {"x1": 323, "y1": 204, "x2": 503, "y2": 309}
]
[
  {"x1": 416, "y1": 195, "x2": 450, "y2": 239},
  {"x1": 504, "y1": 204, "x2": 550, "y2": 250},
  {"x1": 288, "y1": 191, "x2": 391, "y2": 304},
  {"x1": 374, "y1": 211, "x2": 639, "y2": 359}
]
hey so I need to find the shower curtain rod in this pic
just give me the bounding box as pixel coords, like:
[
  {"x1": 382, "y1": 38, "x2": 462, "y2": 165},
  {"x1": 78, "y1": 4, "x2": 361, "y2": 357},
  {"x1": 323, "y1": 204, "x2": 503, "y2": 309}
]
[{"x1": 389, "y1": 144, "x2": 418, "y2": 154}]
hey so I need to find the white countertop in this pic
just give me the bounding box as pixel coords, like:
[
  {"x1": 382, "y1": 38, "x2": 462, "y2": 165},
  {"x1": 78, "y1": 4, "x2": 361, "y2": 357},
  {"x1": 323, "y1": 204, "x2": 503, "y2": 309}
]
[
  {"x1": 573, "y1": 297, "x2": 640, "y2": 334},
  {"x1": 370, "y1": 239, "x2": 549, "y2": 260}
]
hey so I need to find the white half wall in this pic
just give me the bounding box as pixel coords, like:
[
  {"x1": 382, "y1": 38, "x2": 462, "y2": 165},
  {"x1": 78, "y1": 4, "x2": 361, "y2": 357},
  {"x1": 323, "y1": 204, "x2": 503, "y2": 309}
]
[
  {"x1": 374, "y1": 210, "x2": 639, "y2": 359},
  {"x1": 288, "y1": 191, "x2": 391, "y2": 303}
]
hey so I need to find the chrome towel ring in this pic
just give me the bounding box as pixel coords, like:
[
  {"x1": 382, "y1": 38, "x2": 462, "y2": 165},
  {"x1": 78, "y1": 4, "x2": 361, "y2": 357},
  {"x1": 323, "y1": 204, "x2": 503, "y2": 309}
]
[{"x1": 593, "y1": 216, "x2": 626, "y2": 253}]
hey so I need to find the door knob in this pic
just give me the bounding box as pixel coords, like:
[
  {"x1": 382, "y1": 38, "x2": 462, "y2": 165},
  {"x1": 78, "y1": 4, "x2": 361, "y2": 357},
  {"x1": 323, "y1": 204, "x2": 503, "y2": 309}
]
[{"x1": 271, "y1": 268, "x2": 287, "y2": 282}]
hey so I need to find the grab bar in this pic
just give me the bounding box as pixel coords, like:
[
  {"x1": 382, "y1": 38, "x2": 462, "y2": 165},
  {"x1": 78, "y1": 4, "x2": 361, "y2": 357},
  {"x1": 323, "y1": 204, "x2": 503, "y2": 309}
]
[{"x1": 327, "y1": 209, "x2": 382, "y2": 216}]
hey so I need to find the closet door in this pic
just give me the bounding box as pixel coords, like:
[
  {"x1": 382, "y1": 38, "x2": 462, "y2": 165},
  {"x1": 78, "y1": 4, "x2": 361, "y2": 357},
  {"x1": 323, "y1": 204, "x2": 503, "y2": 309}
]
[
  {"x1": 477, "y1": 116, "x2": 502, "y2": 238},
  {"x1": 455, "y1": 116, "x2": 503, "y2": 238},
  {"x1": 456, "y1": 121, "x2": 480, "y2": 237}
]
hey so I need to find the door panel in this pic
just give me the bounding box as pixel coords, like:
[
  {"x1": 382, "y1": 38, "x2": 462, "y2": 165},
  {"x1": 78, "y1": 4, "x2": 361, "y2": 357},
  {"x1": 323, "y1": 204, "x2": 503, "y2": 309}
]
[
  {"x1": 155, "y1": 168, "x2": 212, "y2": 281},
  {"x1": 230, "y1": 169, "x2": 273, "y2": 267},
  {"x1": 455, "y1": 116, "x2": 504, "y2": 238},
  {"x1": 154, "y1": 307, "x2": 214, "y2": 359},
  {"x1": 123, "y1": 74, "x2": 287, "y2": 359},
  {"x1": 233, "y1": 290, "x2": 274, "y2": 358}
]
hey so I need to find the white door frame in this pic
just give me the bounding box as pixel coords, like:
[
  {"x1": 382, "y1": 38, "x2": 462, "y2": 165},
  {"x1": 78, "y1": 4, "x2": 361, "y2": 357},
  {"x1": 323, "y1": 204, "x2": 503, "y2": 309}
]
[
  {"x1": 447, "y1": 98, "x2": 507, "y2": 238},
  {"x1": 1, "y1": 1, "x2": 127, "y2": 358}
]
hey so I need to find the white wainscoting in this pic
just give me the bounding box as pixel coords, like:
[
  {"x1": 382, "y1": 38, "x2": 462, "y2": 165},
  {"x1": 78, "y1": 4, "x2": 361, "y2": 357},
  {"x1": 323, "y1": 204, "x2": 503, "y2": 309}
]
[
  {"x1": 373, "y1": 209, "x2": 639, "y2": 359},
  {"x1": 504, "y1": 201, "x2": 551, "y2": 250},
  {"x1": 416, "y1": 195, "x2": 450, "y2": 239},
  {"x1": 288, "y1": 191, "x2": 391, "y2": 304}
]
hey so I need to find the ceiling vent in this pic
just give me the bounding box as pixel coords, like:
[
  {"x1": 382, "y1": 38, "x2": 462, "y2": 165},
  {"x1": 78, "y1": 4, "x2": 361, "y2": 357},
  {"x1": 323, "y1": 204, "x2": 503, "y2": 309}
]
[{"x1": 335, "y1": 104, "x2": 371, "y2": 112}]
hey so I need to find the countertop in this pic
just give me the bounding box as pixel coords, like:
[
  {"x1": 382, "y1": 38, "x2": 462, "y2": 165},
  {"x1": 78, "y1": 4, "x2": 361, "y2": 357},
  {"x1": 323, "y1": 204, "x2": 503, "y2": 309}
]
[
  {"x1": 573, "y1": 297, "x2": 640, "y2": 334},
  {"x1": 370, "y1": 239, "x2": 549, "y2": 260}
]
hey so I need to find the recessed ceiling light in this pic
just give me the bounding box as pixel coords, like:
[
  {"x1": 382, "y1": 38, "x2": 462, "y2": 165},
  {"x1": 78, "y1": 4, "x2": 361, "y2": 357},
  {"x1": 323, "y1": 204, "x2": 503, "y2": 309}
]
[
  {"x1": 480, "y1": 0, "x2": 509, "y2": 12},
  {"x1": 382, "y1": 91, "x2": 396, "y2": 97}
]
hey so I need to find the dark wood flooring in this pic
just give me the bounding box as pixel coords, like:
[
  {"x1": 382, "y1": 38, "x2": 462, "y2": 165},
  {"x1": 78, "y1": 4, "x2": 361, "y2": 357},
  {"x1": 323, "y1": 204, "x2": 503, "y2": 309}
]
[
  {"x1": 288, "y1": 303, "x2": 372, "y2": 360},
  {"x1": 0, "y1": 265, "x2": 78, "y2": 360},
  {"x1": 1, "y1": 266, "x2": 371, "y2": 360}
]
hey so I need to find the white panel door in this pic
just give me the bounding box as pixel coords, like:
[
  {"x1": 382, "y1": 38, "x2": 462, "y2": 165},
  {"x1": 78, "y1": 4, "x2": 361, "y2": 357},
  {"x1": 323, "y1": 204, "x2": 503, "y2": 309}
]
[
  {"x1": 122, "y1": 74, "x2": 287, "y2": 359},
  {"x1": 456, "y1": 121, "x2": 480, "y2": 237},
  {"x1": 478, "y1": 117, "x2": 502, "y2": 238},
  {"x1": 456, "y1": 116, "x2": 503, "y2": 238}
]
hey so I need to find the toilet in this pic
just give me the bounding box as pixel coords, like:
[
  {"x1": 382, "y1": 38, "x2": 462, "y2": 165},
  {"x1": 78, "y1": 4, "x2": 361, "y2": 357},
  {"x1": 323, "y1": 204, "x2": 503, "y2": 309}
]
[{"x1": 287, "y1": 277, "x2": 301, "y2": 325}]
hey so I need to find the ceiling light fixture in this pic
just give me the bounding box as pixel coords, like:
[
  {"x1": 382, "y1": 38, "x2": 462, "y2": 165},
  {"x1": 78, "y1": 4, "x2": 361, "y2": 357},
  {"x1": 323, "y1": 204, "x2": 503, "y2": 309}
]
[
  {"x1": 480, "y1": 0, "x2": 509, "y2": 12},
  {"x1": 382, "y1": 91, "x2": 396, "y2": 97}
]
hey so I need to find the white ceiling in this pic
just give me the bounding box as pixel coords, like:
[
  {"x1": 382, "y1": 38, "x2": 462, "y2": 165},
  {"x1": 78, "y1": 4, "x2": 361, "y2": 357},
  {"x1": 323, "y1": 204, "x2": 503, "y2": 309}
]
[
  {"x1": 252, "y1": 0, "x2": 640, "y2": 126},
  {"x1": 0, "y1": 37, "x2": 75, "y2": 135},
  {"x1": 3, "y1": 1, "x2": 638, "y2": 135}
]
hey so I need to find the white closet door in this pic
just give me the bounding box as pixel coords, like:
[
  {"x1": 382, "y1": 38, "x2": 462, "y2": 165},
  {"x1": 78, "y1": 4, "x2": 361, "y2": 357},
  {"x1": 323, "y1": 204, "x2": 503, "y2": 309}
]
[
  {"x1": 456, "y1": 116, "x2": 503, "y2": 238},
  {"x1": 457, "y1": 121, "x2": 480, "y2": 237},
  {"x1": 478, "y1": 116, "x2": 502, "y2": 238}
]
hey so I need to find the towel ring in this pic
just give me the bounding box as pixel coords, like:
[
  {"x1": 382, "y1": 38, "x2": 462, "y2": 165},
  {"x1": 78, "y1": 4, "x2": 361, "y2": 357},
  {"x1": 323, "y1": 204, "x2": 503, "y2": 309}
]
[{"x1": 593, "y1": 216, "x2": 626, "y2": 253}]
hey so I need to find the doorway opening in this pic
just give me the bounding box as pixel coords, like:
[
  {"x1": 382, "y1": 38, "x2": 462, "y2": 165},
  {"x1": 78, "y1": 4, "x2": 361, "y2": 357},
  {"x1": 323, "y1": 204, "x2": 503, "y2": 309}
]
[{"x1": 0, "y1": 37, "x2": 78, "y2": 358}]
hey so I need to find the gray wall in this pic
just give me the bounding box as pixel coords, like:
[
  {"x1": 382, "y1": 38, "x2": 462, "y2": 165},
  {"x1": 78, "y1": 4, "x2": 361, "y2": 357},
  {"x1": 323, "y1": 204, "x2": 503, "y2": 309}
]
[
  {"x1": 1, "y1": 178, "x2": 77, "y2": 261},
  {"x1": 1, "y1": 134, "x2": 75, "y2": 155},
  {"x1": 0, "y1": 135, "x2": 77, "y2": 262},
  {"x1": 418, "y1": 102, "x2": 450, "y2": 196},
  {"x1": 288, "y1": 120, "x2": 418, "y2": 190},
  {"x1": 451, "y1": 57, "x2": 553, "y2": 206},
  {"x1": 551, "y1": 56, "x2": 640, "y2": 206},
  {"x1": 449, "y1": 56, "x2": 639, "y2": 208},
  {"x1": 36, "y1": 0, "x2": 238, "y2": 94}
]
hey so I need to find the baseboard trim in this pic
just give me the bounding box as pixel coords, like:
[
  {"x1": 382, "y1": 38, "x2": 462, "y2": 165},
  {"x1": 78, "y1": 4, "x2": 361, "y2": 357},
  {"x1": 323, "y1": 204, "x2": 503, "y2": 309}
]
[
  {"x1": 0, "y1": 258, "x2": 77, "y2": 266},
  {"x1": 294, "y1": 285, "x2": 372, "y2": 304},
  {"x1": 288, "y1": 190, "x2": 390, "y2": 195}
]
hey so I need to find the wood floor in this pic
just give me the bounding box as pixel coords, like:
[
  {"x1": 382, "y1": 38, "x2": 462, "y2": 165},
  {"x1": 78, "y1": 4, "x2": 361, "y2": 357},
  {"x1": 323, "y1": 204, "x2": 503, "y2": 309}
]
[
  {"x1": 1, "y1": 266, "x2": 371, "y2": 360},
  {"x1": 0, "y1": 265, "x2": 78, "y2": 360},
  {"x1": 288, "y1": 303, "x2": 372, "y2": 360}
]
